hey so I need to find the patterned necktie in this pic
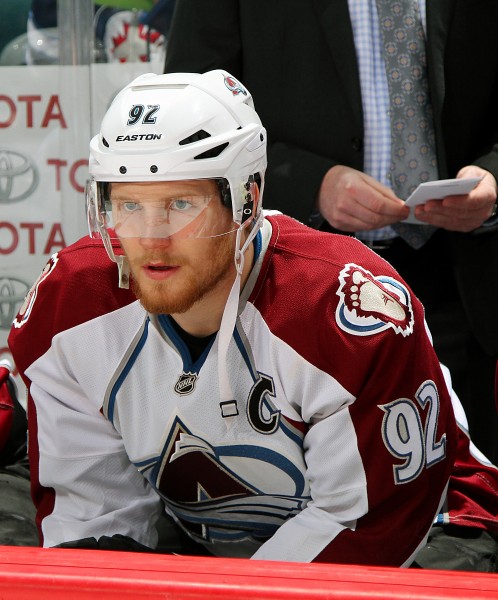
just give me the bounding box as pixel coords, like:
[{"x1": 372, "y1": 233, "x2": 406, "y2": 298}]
[{"x1": 376, "y1": 0, "x2": 438, "y2": 249}]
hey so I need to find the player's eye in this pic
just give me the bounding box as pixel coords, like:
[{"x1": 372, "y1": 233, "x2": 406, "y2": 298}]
[
  {"x1": 121, "y1": 201, "x2": 142, "y2": 213},
  {"x1": 170, "y1": 198, "x2": 194, "y2": 212}
]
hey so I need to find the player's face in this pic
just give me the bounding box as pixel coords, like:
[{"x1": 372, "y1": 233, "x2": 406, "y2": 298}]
[{"x1": 113, "y1": 179, "x2": 238, "y2": 315}]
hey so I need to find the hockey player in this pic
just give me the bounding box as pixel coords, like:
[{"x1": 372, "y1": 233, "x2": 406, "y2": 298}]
[{"x1": 8, "y1": 71, "x2": 498, "y2": 568}]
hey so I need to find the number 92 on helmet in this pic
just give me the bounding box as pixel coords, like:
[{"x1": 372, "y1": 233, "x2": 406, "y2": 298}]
[{"x1": 86, "y1": 70, "x2": 267, "y2": 243}]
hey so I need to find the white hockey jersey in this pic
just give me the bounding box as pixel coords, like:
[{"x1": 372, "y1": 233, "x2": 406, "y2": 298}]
[{"x1": 11, "y1": 214, "x2": 492, "y2": 566}]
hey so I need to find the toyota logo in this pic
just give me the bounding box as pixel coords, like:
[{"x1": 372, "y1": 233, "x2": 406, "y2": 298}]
[
  {"x1": 0, "y1": 277, "x2": 29, "y2": 329},
  {"x1": 0, "y1": 148, "x2": 39, "y2": 204}
]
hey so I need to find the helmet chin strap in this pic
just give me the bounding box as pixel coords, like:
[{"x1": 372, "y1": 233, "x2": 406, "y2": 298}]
[
  {"x1": 217, "y1": 214, "x2": 263, "y2": 403},
  {"x1": 98, "y1": 225, "x2": 131, "y2": 290},
  {"x1": 117, "y1": 255, "x2": 131, "y2": 289}
]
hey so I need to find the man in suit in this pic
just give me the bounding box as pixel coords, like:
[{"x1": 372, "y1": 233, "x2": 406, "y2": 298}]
[{"x1": 164, "y1": 0, "x2": 498, "y2": 465}]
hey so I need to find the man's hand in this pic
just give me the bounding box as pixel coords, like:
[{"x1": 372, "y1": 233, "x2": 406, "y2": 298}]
[
  {"x1": 414, "y1": 166, "x2": 497, "y2": 231},
  {"x1": 317, "y1": 165, "x2": 409, "y2": 231}
]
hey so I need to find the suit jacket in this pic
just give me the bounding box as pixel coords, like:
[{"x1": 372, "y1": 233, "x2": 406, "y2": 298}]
[{"x1": 165, "y1": 0, "x2": 498, "y2": 355}]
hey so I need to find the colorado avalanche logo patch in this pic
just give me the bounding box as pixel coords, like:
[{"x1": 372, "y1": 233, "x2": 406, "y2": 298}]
[
  {"x1": 336, "y1": 264, "x2": 414, "y2": 337},
  {"x1": 223, "y1": 74, "x2": 248, "y2": 96},
  {"x1": 174, "y1": 372, "x2": 198, "y2": 396}
]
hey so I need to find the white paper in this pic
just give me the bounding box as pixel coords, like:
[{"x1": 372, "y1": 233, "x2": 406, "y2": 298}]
[{"x1": 403, "y1": 177, "x2": 482, "y2": 224}]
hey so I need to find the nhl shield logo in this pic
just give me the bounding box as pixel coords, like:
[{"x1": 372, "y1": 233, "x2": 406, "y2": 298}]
[{"x1": 174, "y1": 372, "x2": 198, "y2": 396}]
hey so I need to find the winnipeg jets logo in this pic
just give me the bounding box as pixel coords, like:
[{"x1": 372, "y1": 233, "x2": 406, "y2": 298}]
[
  {"x1": 174, "y1": 372, "x2": 198, "y2": 395},
  {"x1": 336, "y1": 264, "x2": 413, "y2": 337}
]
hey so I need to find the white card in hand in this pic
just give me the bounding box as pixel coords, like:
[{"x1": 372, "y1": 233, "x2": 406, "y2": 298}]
[{"x1": 403, "y1": 177, "x2": 482, "y2": 224}]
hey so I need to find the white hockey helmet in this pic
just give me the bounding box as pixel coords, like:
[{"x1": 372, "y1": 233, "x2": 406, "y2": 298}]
[{"x1": 87, "y1": 70, "x2": 266, "y2": 250}]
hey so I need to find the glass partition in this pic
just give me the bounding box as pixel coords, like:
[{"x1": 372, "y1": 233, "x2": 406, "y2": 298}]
[{"x1": 0, "y1": 0, "x2": 171, "y2": 393}]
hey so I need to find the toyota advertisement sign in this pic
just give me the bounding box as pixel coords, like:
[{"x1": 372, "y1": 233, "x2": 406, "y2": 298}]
[{"x1": 0, "y1": 62, "x2": 160, "y2": 398}]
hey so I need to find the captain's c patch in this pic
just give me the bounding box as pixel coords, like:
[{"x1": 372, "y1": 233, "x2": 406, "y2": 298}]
[{"x1": 336, "y1": 264, "x2": 414, "y2": 337}]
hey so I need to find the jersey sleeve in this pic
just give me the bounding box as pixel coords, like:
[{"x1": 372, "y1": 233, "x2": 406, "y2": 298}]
[
  {"x1": 442, "y1": 370, "x2": 498, "y2": 532},
  {"x1": 251, "y1": 219, "x2": 459, "y2": 565},
  {"x1": 28, "y1": 368, "x2": 162, "y2": 548},
  {"x1": 8, "y1": 238, "x2": 162, "y2": 547}
]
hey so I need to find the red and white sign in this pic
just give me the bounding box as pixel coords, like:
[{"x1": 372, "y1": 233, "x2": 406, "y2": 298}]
[{"x1": 0, "y1": 61, "x2": 161, "y2": 398}]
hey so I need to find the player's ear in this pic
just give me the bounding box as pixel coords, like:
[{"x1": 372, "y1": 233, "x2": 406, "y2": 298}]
[{"x1": 251, "y1": 180, "x2": 260, "y2": 203}]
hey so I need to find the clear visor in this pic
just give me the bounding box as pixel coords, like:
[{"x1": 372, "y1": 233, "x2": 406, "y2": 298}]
[{"x1": 87, "y1": 180, "x2": 241, "y2": 240}]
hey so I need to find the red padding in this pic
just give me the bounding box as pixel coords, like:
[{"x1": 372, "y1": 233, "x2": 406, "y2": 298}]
[{"x1": 0, "y1": 546, "x2": 497, "y2": 599}]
